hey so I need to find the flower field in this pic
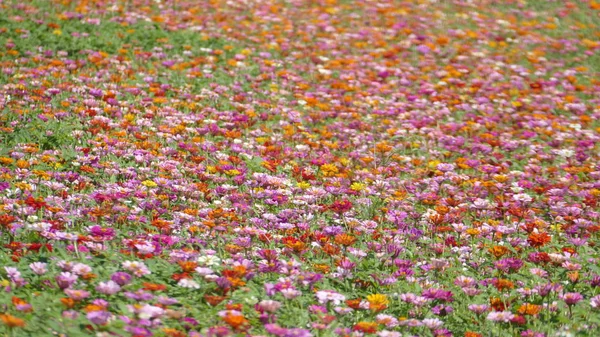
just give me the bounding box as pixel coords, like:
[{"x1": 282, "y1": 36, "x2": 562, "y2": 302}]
[{"x1": 1, "y1": 0, "x2": 600, "y2": 336}]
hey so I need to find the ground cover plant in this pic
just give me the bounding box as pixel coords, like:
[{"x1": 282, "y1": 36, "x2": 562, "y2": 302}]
[{"x1": 1, "y1": 0, "x2": 600, "y2": 336}]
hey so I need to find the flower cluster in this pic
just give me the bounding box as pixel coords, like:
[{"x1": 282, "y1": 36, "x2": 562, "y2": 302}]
[{"x1": 1, "y1": 0, "x2": 600, "y2": 336}]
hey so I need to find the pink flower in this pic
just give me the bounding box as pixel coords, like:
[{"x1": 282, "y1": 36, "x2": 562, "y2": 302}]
[
  {"x1": 561, "y1": 292, "x2": 583, "y2": 306},
  {"x1": 64, "y1": 289, "x2": 90, "y2": 301},
  {"x1": 96, "y1": 280, "x2": 121, "y2": 295},
  {"x1": 486, "y1": 311, "x2": 514, "y2": 322},
  {"x1": 29, "y1": 262, "x2": 48, "y2": 275}
]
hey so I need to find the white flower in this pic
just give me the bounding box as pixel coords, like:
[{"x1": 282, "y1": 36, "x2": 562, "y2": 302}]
[
  {"x1": 554, "y1": 149, "x2": 574, "y2": 158},
  {"x1": 195, "y1": 267, "x2": 214, "y2": 276},
  {"x1": 133, "y1": 304, "x2": 165, "y2": 320},
  {"x1": 27, "y1": 222, "x2": 52, "y2": 232},
  {"x1": 177, "y1": 279, "x2": 200, "y2": 289},
  {"x1": 197, "y1": 255, "x2": 221, "y2": 266},
  {"x1": 513, "y1": 193, "x2": 532, "y2": 203}
]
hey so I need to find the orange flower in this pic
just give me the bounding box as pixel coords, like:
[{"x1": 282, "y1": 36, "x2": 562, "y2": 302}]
[
  {"x1": 142, "y1": 282, "x2": 167, "y2": 292},
  {"x1": 0, "y1": 314, "x2": 25, "y2": 328},
  {"x1": 313, "y1": 264, "x2": 331, "y2": 274},
  {"x1": 488, "y1": 245, "x2": 509, "y2": 258},
  {"x1": 162, "y1": 328, "x2": 186, "y2": 337},
  {"x1": 493, "y1": 279, "x2": 514, "y2": 291},
  {"x1": 282, "y1": 236, "x2": 306, "y2": 252},
  {"x1": 527, "y1": 232, "x2": 551, "y2": 248},
  {"x1": 353, "y1": 321, "x2": 378, "y2": 333},
  {"x1": 84, "y1": 304, "x2": 106, "y2": 313},
  {"x1": 225, "y1": 244, "x2": 243, "y2": 254},
  {"x1": 465, "y1": 332, "x2": 483, "y2": 337},
  {"x1": 60, "y1": 297, "x2": 75, "y2": 308},
  {"x1": 222, "y1": 313, "x2": 248, "y2": 331},
  {"x1": 517, "y1": 303, "x2": 541, "y2": 316},
  {"x1": 334, "y1": 233, "x2": 356, "y2": 246},
  {"x1": 11, "y1": 297, "x2": 32, "y2": 313},
  {"x1": 204, "y1": 295, "x2": 226, "y2": 306},
  {"x1": 178, "y1": 261, "x2": 198, "y2": 273},
  {"x1": 346, "y1": 298, "x2": 362, "y2": 309},
  {"x1": 0, "y1": 214, "x2": 16, "y2": 229},
  {"x1": 490, "y1": 297, "x2": 510, "y2": 311}
]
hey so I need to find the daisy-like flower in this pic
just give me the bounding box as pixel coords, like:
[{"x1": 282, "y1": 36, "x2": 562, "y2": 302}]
[
  {"x1": 468, "y1": 304, "x2": 489, "y2": 315},
  {"x1": 56, "y1": 272, "x2": 78, "y2": 289},
  {"x1": 366, "y1": 294, "x2": 389, "y2": 312},
  {"x1": 422, "y1": 318, "x2": 444, "y2": 329},
  {"x1": 375, "y1": 314, "x2": 398, "y2": 328},
  {"x1": 177, "y1": 278, "x2": 200, "y2": 289},
  {"x1": 122, "y1": 261, "x2": 151, "y2": 277},
  {"x1": 590, "y1": 295, "x2": 600, "y2": 309},
  {"x1": 561, "y1": 292, "x2": 583, "y2": 306},
  {"x1": 96, "y1": 280, "x2": 121, "y2": 295},
  {"x1": 197, "y1": 255, "x2": 221, "y2": 266},
  {"x1": 486, "y1": 311, "x2": 514, "y2": 322},
  {"x1": 131, "y1": 304, "x2": 165, "y2": 320},
  {"x1": 29, "y1": 262, "x2": 47, "y2": 275},
  {"x1": 87, "y1": 310, "x2": 110, "y2": 325},
  {"x1": 72, "y1": 263, "x2": 92, "y2": 275},
  {"x1": 257, "y1": 300, "x2": 282, "y2": 313},
  {"x1": 64, "y1": 289, "x2": 90, "y2": 300},
  {"x1": 315, "y1": 290, "x2": 346, "y2": 305}
]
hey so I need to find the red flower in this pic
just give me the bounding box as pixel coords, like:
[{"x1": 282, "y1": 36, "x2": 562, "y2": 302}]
[{"x1": 330, "y1": 199, "x2": 352, "y2": 214}]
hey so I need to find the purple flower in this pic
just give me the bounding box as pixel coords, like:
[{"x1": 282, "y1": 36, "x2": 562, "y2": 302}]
[
  {"x1": 468, "y1": 304, "x2": 489, "y2": 315},
  {"x1": 432, "y1": 304, "x2": 453, "y2": 316},
  {"x1": 96, "y1": 280, "x2": 121, "y2": 295},
  {"x1": 265, "y1": 323, "x2": 288, "y2": 336},
  {"x1": 62, "y1": 310, "x2": 79, "y2": 319},
  {"x1": 89, "y1": 225, "x2": 115, "y2": 239},
  {"x1": 87, "y1": 310, "x2": 110, "y2": 325},
  {"x1": 561, "y1": 292, "x2": 583, "y2": 306},
  {"x1": 111, "y1": 271, "x2": 132, "y2": 286},
  {"x1": 206, "y1": 326, "x2": 231, "y2": 337},
  {"x1": 416, "y1": 44, "x2": 431, "y2": 54},
  {"x1": 422, "y1": 288, "x2": 454, "y2": 302},
  {"x1": 56, "y1": 272, "x2": 78, "y2": 289},
  {"x1": 64, "y1": 289, "x2": 90, "y2": 300},
  {"x1": 29, "y1": 262, "x2": 48, "y2": 275}
]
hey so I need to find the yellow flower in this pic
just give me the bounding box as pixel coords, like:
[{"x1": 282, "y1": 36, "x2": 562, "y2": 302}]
[
  {"x1": 350, "y1": 182, "x2": 365, "y2": 191},
  {"x1": 427, "y1": 160, "x2": 441, "y2": 169},
  {"x1": 225, "y1": 169, "x2": 241, "y2": 176},
  {"x1": 53, "y1": 29, "x2": 62, "y2": 35},
  {"x1": 320, "y1": 163, "x2": 339, "y2": 177},
  {"x1": 297, "y1": 182, "x2": 311, "y2": 189},
  {"x1": 366, "y1": 294, "x2": 389, "y2": 312},
  {"x1": 141, "y1": 180, "x2": 158, "y2": 188},
  {"x1": 14, "y1": 182, "x2": 31, "y2": 191}
]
